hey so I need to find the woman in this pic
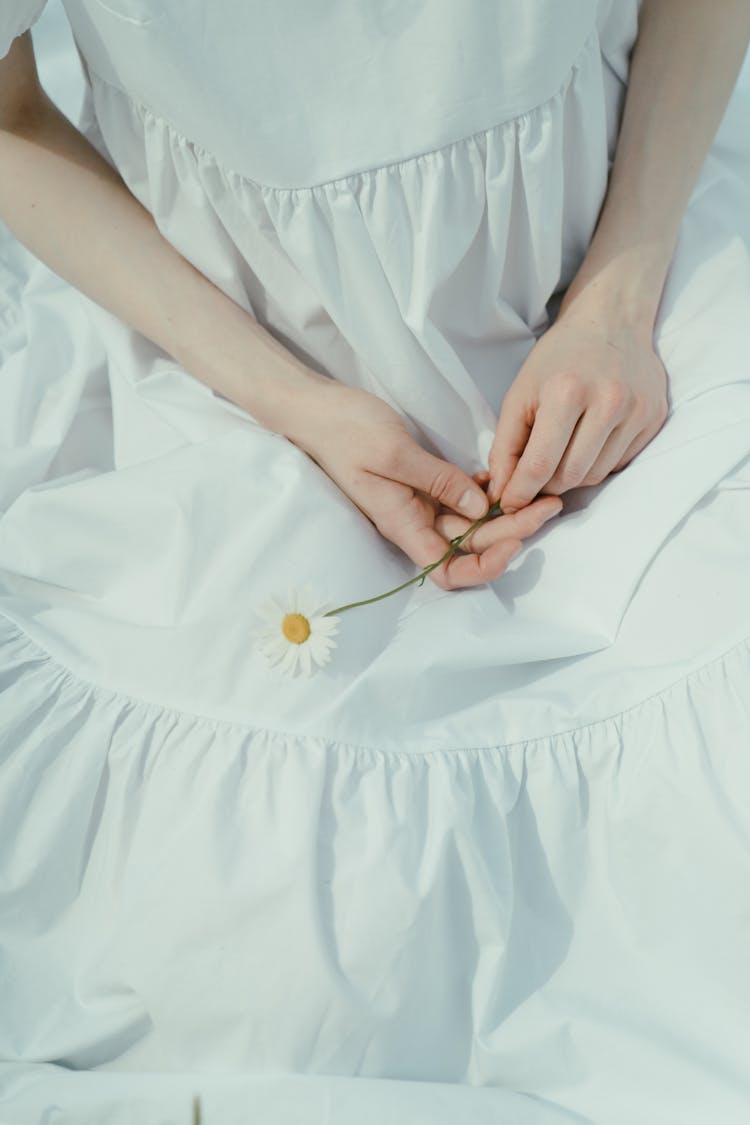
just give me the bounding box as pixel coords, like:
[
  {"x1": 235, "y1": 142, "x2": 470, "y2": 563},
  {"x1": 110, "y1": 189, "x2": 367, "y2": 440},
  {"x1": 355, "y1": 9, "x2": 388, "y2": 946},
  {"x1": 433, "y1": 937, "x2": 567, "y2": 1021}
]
[{"x1": 1, "y1": 3, "x2": 750, "y2": 1122}]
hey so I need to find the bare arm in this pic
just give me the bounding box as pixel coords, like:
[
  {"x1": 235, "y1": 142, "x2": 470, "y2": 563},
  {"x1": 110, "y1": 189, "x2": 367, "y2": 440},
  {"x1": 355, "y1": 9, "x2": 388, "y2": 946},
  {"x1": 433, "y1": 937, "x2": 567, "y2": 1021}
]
[
  {"x1": 0, "y1": 31, "x2": 329, "y2": 445},
  {"x1": 0, "y1": 30, "x2": 561, "y2": 589},
  {"x1": 487, "y1": 0, "x2": 750, "y2": 512},
  {"x1": 561, "y1": 0, "x2": 750, "y2": 328}
]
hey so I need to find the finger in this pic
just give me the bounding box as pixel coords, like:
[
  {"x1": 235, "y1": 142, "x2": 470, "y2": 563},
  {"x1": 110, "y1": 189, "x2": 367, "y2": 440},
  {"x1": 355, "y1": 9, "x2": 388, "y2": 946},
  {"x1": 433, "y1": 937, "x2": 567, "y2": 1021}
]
[
  {"x1": 498, "y1": 392, "x2": 584, "y2": 513},
  {"x1": 543, "y1": 407, "x2": 622, "y2": 493},
  {"x1": 570, "y1": 396, "x2": 669, "y2": 485},
  {"x1": 610, "y1": 423, "x2": 664, "y2": 473},
  {"x1": 383, "y1": 444, "x2": 490, "y2": 521},
  {"x1": 611, "y1": 401, "x2": 670, "y2": 473},
  {"x1": 438, "y1": 537, "x2": 524, "y2": 589},
  {"x1": 435, "y1": 495, "x2": 563, "y2": 552},
  {"x1": 374, "y1": 481, "x2": 509, "y2": 589},
  {"x1": 578, "y1": 420, "x2": 644, "y2": 485},
  {"x1": 487, "y1": 389, "x2": 533, "y2": 504}
]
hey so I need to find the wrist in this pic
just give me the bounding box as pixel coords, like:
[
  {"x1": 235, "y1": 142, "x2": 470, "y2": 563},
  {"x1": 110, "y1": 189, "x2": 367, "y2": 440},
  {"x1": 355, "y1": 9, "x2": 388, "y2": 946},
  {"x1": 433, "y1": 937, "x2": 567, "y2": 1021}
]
[
  {"x1": 267, "y1": 366, "x2": 336, "y2": 452},
  {"x1": 559, "y1": 242, "x2": 667, "y2": 342},
  {"x1": 229, "y1": 339, "x2": 331, "y2": 445},
  {"x1": 560, "y1": 174, "x2": 679, "y2": 340},
  {"x1": 168, "y1": 276, "x2": 332, "y2": 442}
]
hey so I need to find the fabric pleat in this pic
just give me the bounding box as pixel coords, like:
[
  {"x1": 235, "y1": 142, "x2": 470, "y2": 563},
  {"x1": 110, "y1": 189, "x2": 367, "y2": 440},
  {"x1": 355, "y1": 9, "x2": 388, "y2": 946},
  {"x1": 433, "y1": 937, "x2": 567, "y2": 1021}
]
[{"x1": 1, "y1": 3, "x2": 750, "y2": 1122}]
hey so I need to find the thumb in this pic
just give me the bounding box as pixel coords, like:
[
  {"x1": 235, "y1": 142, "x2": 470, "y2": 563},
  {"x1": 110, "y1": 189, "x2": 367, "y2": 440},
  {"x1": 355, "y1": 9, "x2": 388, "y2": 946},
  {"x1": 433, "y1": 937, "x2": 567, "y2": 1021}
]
[{"x1": 393, "y1": 444, "x2": 489, "y2": 520}]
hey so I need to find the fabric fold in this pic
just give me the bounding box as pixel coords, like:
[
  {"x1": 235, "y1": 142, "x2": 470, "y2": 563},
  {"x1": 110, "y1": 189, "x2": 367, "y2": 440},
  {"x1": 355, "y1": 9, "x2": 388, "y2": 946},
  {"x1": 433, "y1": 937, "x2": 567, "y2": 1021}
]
[
  {"x1": 2, "y1": 612, "x2": 750, "y2": 1117},
  {"x1": 2, "y1": 8, "x2": 750, "y2": 1121}
]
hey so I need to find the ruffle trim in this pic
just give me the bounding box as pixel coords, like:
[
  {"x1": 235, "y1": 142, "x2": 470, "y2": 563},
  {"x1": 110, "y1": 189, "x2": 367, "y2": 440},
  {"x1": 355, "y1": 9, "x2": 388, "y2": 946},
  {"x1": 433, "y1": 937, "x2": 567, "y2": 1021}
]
[
  {"x1": 2, "y1": 611, "x2": 750, "y2": 758},
  {"x1": 86, "y1": 25, "x2": 604, "y2": 195}
]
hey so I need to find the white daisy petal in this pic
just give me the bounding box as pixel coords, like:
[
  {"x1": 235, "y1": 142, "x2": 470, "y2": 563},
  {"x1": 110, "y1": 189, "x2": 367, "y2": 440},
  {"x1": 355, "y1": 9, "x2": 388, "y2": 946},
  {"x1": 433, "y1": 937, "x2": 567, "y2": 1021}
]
[
  {"x1": 262, "y1": 643, "x2": 287, "y2": 668},
  {"x1": 254, "y1": 605, "x2": 284, "y2": 626},
  {"x1": 258, "y1": 626, "x2": 285, "y2": 649},
  {"x1": 279, "y1": 643, "x2": 301, "y2": 676},
  {"x1": 299, "y1": 643, "x2": 314, "y2": 677},
  {"x1": 311, "y1": 617, "x2": 339, "y2": 637},
  {"x1": 310, "y1": 634, "x2": 333, "y2": 663},
  {"x1": 253, "y1": 585, "x2": 339, "y2": 677}
]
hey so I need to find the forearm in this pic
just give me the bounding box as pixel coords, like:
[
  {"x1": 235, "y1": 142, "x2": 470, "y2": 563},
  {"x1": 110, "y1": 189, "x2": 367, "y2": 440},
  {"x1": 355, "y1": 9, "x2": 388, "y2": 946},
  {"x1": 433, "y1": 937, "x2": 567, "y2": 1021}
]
[
  {"x1": 0, "y1": 83, "x2": 328, "y2": 440},
  {"x1": 562, "y1": 0, "x2": 750, "y2": 331}
]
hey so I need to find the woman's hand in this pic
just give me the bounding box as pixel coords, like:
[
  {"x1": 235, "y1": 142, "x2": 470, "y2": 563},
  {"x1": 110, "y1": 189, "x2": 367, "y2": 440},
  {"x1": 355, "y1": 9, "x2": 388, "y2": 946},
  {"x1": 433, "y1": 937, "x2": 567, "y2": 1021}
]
[
  {"x1": 434, "y1": 468, "x2": 563, "y2": 559},
  {"x1": 483, "y1": 0, "x2": 750, "y2": 517},
  {"x1": 486, "y1": 308, "x2": 669, "y2": 513},
  {"x1": 293, "y1": 382, "x2": 562, "y2": 590}
]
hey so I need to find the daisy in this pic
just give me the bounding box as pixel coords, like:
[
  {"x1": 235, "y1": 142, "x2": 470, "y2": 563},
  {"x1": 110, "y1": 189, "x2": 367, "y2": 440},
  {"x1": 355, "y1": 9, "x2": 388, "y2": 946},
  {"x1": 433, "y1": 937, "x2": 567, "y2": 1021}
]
[
  {"x1": 253, "y1": 584, "x2": 340, "y2": 677},
  {"x1": 253, "y1": 498, "x2": 506, "y2": 677}
]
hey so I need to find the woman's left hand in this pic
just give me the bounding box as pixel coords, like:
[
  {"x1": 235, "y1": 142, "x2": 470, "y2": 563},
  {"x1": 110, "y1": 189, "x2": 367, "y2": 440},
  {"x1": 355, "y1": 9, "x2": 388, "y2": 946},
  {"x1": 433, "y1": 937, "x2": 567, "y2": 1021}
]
[{"x1": 485, "y1": 309, "x2": 670, "y2": 513}]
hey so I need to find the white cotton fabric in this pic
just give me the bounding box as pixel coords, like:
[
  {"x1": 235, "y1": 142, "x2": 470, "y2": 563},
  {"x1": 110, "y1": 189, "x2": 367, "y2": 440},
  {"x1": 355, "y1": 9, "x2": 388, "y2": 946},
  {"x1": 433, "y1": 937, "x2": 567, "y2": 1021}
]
[
  {"x1": 1, "y1": 3, "x2": 750, "y2": 1123},
  {"x1": 0, "y1": 0, "x2": 47, "y2": 57}
]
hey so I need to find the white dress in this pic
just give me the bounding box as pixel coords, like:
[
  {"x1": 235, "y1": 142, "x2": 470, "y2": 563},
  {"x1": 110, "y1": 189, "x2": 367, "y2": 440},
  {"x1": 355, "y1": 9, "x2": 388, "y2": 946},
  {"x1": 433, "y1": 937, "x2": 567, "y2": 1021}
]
[{"x1": 1, "y1": 3, "x2": 750, "y2": 1123}]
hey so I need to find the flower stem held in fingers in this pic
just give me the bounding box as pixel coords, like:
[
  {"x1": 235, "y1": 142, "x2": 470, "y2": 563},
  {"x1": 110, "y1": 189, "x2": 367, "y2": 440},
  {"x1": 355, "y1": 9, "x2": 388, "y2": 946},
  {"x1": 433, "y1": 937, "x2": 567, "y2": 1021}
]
[
  {"x1": 323, "y1": 500, "x2": 504, "y2": 617},
  {"x1": 253, "y1": 502, "x2": 506, "y2": 678}
]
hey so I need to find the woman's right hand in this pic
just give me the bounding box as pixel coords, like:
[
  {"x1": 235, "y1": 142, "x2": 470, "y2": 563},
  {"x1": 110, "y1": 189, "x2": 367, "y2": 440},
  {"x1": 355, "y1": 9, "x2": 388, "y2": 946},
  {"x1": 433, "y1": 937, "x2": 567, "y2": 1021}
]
[{"x1": 291, "y1": 382, "x2": 562, "y2": 590}]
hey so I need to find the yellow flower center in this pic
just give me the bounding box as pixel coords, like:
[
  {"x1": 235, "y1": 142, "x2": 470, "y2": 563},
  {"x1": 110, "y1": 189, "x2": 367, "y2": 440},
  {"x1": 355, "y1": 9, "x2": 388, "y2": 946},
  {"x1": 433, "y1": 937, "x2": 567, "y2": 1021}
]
[{"x1": 281, "y1": 612, "x2": 311, "y2": 644}]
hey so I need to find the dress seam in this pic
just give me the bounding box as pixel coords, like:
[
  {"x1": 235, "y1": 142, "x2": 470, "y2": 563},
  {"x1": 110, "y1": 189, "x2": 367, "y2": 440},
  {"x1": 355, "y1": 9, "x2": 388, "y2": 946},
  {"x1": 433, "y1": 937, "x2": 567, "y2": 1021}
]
[
  {"x1": 83, "y1": 25, "x2": 601, "y2": 195},
  {"x1": 1, "y1": 610, "x2": 748, "y2": 758}
]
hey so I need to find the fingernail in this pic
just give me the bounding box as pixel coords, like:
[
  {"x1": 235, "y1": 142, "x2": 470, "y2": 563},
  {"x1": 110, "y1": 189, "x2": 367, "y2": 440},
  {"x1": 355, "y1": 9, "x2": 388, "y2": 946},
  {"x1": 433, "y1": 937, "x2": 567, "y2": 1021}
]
[
  {"x1": 543, "y1": 506, "x2": 562, "y2": 522},
  {"x1": 459, "y1": 489, "x2": 486, "y2": 518},
  {"x1": 488, "y1": 479, "x2": 498, "y2": 501},
  {"x1": 508, "y1": 543, "x2": 523, "y2": 561}
]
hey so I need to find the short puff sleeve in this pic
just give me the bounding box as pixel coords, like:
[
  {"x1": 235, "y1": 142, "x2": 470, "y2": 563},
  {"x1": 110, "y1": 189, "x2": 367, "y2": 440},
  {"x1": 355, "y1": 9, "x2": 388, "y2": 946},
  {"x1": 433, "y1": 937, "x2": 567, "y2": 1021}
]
[{"x1": 0, "y1": 1, "x2": 47, "y2": 61}]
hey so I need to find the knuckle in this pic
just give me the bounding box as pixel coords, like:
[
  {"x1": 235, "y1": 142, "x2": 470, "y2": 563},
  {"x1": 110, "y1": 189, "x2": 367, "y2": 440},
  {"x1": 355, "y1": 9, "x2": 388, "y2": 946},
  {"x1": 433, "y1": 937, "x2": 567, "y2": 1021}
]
[
  {"x1": 428, "y1": 468, "x2": 455, "y2": 505},
  {"x1": 522, "y1": 452, "x2": 556, "y2": 481},
  {"x1": 558, "y1": 464, "x2": 585, "y2": 488},
  {"x1": 551, "y1": 454, "x2": 587, "y2": 487},
  {"x1": 552, "y1": 371, "x2": 585, "y2": 407},
  {"x1": 629, "y1": 393, "x2": 652, "y2": 425},
  {"x1": 598, "y1": 380, "x2": 631, "y2": 418}
]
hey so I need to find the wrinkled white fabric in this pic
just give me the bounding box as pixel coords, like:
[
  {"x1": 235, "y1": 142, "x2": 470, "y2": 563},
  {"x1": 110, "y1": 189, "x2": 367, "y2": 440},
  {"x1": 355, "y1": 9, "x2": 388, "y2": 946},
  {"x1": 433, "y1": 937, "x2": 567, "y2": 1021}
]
[
  {"x1": 1, "y1": 3, "x2": 750, "y2": 1123},
  {"x1": 0, "y1": 0, "x2": 47, "y2": 57}
]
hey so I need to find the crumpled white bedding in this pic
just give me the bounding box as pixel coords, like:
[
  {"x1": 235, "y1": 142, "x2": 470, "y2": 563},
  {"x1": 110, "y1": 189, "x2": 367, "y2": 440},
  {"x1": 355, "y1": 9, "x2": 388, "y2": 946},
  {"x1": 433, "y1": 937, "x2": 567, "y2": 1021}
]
[{"x1": 1, "y1": 4, "x2": 750, "y2": 1124}]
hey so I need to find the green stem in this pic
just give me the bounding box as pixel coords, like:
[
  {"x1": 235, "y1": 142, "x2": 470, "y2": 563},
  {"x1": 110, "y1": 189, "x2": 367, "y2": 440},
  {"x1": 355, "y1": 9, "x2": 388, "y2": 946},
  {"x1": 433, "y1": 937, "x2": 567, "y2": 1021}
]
[{"x1": 324, "y1": 500, "x2": 503, "y2": 617}]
